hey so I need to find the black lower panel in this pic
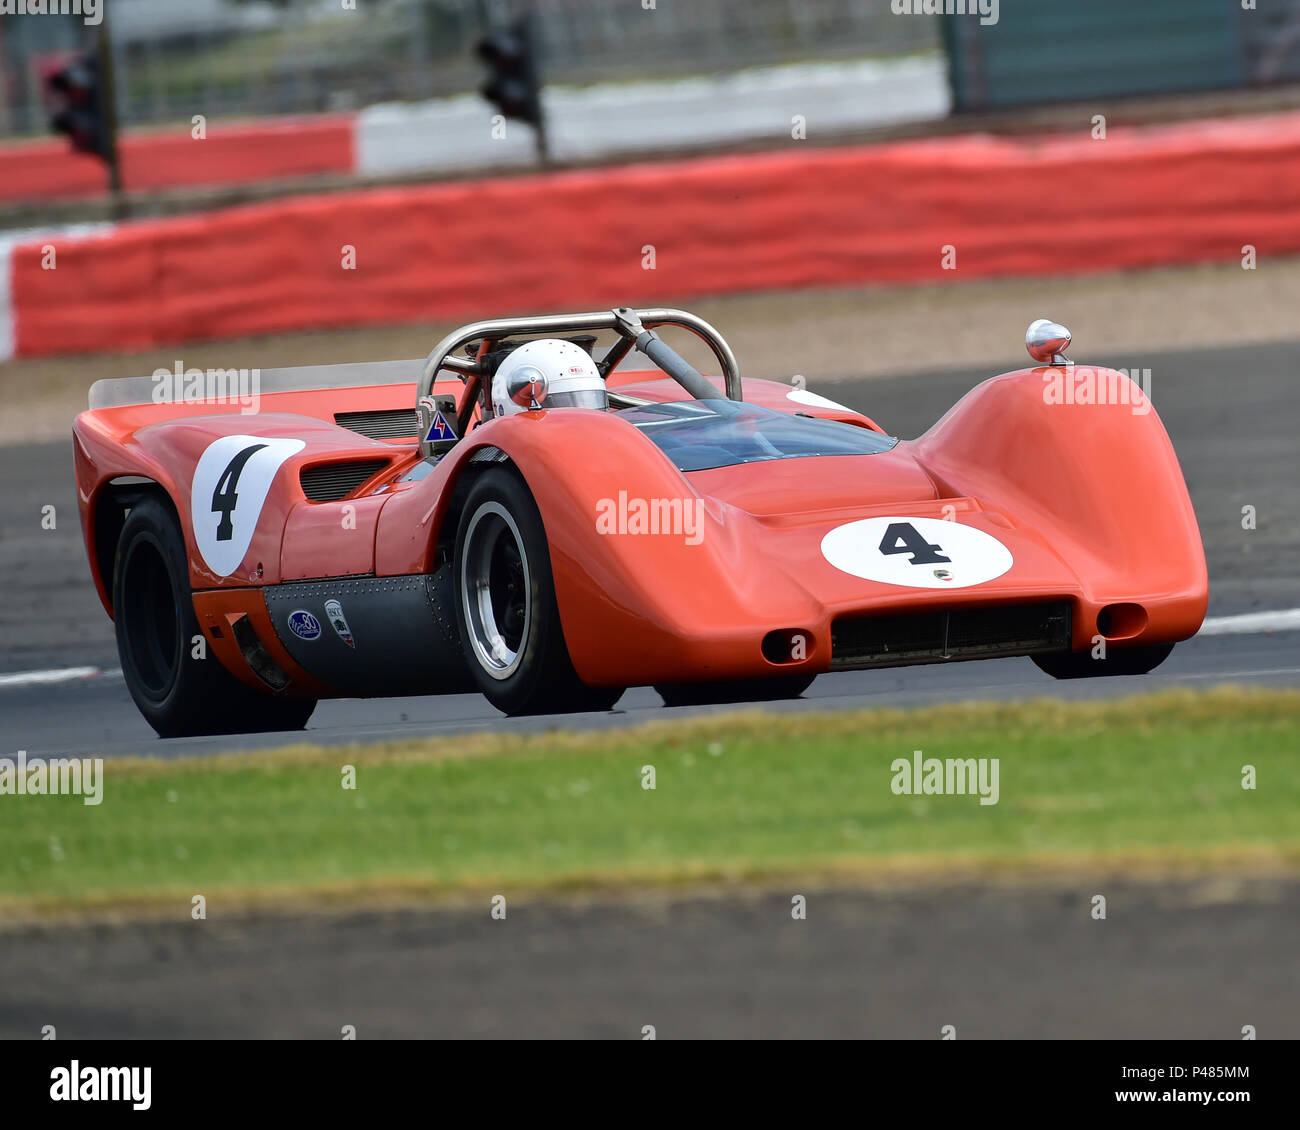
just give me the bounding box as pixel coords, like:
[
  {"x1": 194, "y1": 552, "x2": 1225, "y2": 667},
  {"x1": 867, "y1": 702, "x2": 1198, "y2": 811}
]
[
  {"x1": 263, "y1": 569, "x2": 472, "y2": 697},
  {"x1": 830, "y1": 601, "x2": 1073, "y2": 671}
]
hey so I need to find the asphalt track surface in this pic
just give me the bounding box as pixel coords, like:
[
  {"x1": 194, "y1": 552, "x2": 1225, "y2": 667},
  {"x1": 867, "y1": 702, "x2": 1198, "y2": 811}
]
[
  {"x1": 0, "y1": 338, "x2": 1296, "y2": 1039},
  {"x1": 2, "y1": 629, "x2": 1296, "y2": 760},
  {"x1": 4, "y1": 878, "x2": 1298, "y2": 1038},
  {"x1": 1, "y1": 338, "x2": 1297, "y2": 756}
]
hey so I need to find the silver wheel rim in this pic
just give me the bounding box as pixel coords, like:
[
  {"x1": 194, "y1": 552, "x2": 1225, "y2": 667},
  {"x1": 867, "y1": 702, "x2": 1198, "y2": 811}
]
[{"x1": 460, "y1": 501, "x2": 531, "y2": 680}]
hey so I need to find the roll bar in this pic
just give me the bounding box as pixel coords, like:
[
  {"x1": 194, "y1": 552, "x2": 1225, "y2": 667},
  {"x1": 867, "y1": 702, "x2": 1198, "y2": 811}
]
[{"x1": 418, "y1": 306, "x2": 742, "y2": 420}]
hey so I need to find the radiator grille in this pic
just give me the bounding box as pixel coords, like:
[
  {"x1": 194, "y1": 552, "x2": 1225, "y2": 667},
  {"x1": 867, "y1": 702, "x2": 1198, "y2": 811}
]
[
  {"x1": 334, "y1": 409, "x2": 419, "y2": 440},
  {"x1": 299, "y1": 460, "x2": 389, "y2": 502},
  {"x1": 830, "y1": 601, "x2": 1072, "y2": 670}
]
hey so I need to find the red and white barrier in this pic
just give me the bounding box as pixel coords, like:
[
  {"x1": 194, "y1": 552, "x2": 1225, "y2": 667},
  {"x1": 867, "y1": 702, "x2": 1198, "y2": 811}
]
[
  {"x1": 3, "y1": 110, "x2": 1297, "y2": 361},
  {"x1": 0, "y1": 115, "x2": 356, "y2": 204}
]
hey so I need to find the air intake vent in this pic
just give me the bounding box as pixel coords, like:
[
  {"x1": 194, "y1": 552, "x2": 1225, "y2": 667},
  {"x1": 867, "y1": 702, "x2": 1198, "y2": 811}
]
[
  {"x1": 300, "y1": 460, "x2": 389, "y2": 502},
  {"x1": 830, "y1": 601, "x2": 1072, "y2": 671},
  {"x1": 334, "y1": 408, "x2": 419, "y2": 440}
]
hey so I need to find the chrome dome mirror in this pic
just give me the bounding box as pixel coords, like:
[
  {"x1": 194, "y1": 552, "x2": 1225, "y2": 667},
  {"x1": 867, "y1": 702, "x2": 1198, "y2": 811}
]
[
  {"x1": 507, "y1": 365, "x2": 548, "y2": 409},
  {"x1": 1026, "y1": 319, "x2": 1072, "y2": 366}
]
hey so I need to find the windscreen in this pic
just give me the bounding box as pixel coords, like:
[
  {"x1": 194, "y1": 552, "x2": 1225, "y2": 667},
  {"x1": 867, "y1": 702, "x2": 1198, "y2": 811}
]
[{"x1": 619, "y1": 400, "x2": 896, "y2": 472}]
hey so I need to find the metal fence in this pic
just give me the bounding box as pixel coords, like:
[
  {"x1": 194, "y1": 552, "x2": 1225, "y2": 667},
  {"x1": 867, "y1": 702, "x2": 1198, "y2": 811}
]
[
  {"x1": 0, "y1": 0, "x2": 938, "y2": 137},
  {"x1": 11, "y1": 0, "x2": 1300, "y2": 142},
  {"x1": 946, "y1": 0, "x2": 1300, "y2": 111}
]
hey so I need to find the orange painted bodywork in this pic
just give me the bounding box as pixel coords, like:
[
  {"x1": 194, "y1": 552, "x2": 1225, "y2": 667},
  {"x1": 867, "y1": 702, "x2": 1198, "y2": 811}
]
[
  {"x1": 190, "y1": 588, "x2": 331, "y2": 698},
  {"x1": 74, "y1": 363, "x2": 1208, "y2": 697}
]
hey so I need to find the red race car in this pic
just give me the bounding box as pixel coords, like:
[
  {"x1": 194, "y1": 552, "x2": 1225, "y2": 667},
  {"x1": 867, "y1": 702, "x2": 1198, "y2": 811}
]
[{"x1": 73, "y1": 307, "x2": 1207, "y2": 737}]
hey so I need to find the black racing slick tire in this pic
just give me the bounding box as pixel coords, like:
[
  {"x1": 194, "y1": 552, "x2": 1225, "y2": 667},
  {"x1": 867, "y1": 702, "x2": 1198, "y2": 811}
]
[
  {"x1": 656, "y1": 675, "x2": 816, "y2": 708},
  {"x1": 452, "y1": 468, "x2": 626, "y2": 716},
  {"x1": 112, "y1": 494, "x2": 317, "y2": 738},
  {"x1": 1032, "y1": 643, "x2": 1174, "y2": 680}
]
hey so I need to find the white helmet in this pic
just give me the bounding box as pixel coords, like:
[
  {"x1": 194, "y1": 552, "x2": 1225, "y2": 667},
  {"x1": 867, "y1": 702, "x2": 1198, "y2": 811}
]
[{"x1": 491, "y1": 338, "x2": 607, "y2": 418}]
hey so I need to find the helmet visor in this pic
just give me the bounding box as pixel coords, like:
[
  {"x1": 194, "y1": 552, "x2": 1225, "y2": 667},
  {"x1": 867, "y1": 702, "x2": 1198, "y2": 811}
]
[{"x1": 545, "y1": 388, "x2": 608, "y2": 411}]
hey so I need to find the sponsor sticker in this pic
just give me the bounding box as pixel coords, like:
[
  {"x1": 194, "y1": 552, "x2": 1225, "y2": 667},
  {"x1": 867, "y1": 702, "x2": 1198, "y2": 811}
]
[
  {"x1": 324, "y1": 599, "x2": 356, "y2": 649},
  {"x1": 287, "y1": 610, "x2": 321, "y2": 641},
  {"x1": 424, "y1": 410, "x2": 455, "y2": 443}
]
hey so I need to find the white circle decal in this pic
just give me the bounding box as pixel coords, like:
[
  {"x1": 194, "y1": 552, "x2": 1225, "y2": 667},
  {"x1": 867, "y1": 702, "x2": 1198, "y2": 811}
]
[
  {"x1": 821, "y1": 516, "x2": 1013, "y2": 589},
  {"x1": 191, "y1": 435, "x2": 305, "y2": 578}
]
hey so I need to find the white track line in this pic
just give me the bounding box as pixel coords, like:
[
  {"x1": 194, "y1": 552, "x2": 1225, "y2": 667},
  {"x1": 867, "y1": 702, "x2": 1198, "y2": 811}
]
[
  {"x1": 1197, "y1": 609, "x2": 1300, "y2": 636},
  {"x1": 0, "y1": 610, "x2": 1294, "y2": 691},
  {"x1": 0, "y1": 666, "x2": 104, "y2": 688}
]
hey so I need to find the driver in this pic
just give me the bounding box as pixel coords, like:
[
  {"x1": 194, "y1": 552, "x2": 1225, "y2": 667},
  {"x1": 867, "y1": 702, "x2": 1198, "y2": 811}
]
[{"x1": 490, "y1": 339, "x2": 608, "y2": 418}]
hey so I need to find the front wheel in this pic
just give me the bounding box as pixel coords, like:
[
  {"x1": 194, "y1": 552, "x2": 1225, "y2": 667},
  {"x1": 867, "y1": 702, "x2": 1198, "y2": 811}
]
[
  {"x1": 453, "y1": 468, "x2": 625, "y2": 716},
  {"x1": 113, "y1": 494, "x2": 317, "y2": 737},
  {"x1": 656, "y1": 675, "x2": 816, "y2": 708},
  {"x1": 1032, "y1": 643, "x2": 1174, "y2": 680}
]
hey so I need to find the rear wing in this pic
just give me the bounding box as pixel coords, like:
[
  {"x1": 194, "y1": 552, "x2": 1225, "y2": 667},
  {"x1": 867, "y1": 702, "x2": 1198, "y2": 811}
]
[{"x1": 88, "y1": 358, "x2": 425, "y2": 410}]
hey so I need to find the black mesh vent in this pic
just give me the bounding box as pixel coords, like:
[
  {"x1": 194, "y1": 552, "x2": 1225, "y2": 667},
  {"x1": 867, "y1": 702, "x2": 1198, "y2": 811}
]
[
  {"x1": 469, "y1": 445, "x2": 510, "y2": 464},
  {"x1": 830, "y1": 601, "x2": 1072, "y2": 671},
  {"x1": 334, "y1": 409, "x2": 419, "y2": 440},
  {"x1": 299, "y1": 460, "x2": 389, "y2": 502}
]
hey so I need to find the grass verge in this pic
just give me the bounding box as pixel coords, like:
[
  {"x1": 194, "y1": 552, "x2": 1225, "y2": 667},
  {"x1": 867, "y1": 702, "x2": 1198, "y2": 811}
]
[{"x1": 1, "y1": 687, "x2": 1297, "y2": 920}]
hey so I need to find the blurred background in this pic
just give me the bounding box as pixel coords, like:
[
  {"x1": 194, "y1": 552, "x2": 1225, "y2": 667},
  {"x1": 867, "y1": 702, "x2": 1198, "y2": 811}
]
[
  {"x1": 5, "y1": 0, "x2": 935, "y2": 133},
  {"x1": 0, "y1": 0, "x2": 1294, "y2": 370},
  {"x1": 5, "y1": 0, "x2": 1300, "y2": 138},
  {"x1": 7, "y1": 0, "x2": 1300, "y2": 196}
]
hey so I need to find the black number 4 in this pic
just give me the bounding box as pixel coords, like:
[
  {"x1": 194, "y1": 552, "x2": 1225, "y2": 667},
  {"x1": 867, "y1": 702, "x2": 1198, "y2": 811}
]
[
  {"x1": 878, "y1": 521, "x2": 951, "y2": 565},
  {"x1": 211, "y1": 444, "x2": 267, "y2": 542}
]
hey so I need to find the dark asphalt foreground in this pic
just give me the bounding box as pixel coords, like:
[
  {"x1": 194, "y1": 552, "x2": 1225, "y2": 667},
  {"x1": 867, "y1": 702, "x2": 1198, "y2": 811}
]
[
  {"x1": 2, "y1": 878, "x2": 1297, "y2": 1039},
  {"x1": 4, "y1": 628, "x2": 1297, "y2": 759}
]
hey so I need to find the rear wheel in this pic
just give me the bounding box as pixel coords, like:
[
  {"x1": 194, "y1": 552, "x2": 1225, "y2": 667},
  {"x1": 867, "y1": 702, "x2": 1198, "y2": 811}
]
[
  {"x1": 113, "y1": 494, "x2": 317, "y2": 737},
  {"x1": 453, "y1": 468, "x2": 625, "y2": 715},
  {"x1": 656, "y1": 675, "x2": 816, "y2": 708},
  {"x1": 1033, "y1": 643, "x2": 1174, "y2": 680}
]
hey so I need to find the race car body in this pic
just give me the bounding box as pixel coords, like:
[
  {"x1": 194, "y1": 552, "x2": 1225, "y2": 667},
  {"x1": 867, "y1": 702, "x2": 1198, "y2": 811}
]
[{"x1": 72, "y1": 307, "x2": 1207, "y2": 736}]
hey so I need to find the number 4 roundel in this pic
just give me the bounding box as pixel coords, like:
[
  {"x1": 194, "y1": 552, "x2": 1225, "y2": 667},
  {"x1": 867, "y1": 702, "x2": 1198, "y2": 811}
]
[
  {"x1": 190, "y1": 436, "x2": 305, "y2": 577},
  {"x1": 821, "y1": 515, "x2": 1013, "y2": 589}
]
